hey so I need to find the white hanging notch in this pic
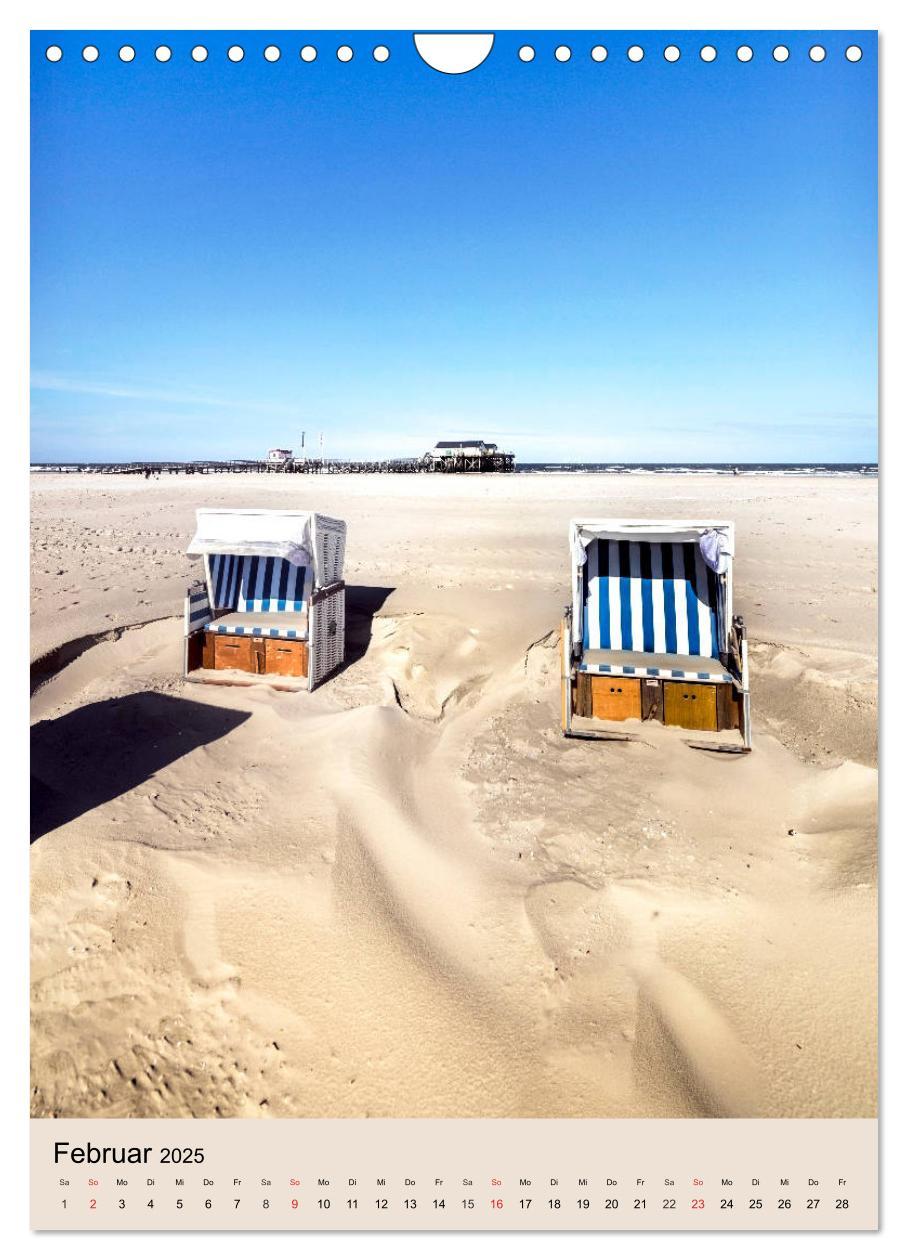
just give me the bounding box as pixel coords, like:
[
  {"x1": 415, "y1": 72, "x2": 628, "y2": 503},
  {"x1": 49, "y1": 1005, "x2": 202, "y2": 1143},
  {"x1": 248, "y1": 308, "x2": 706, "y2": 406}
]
[{"x1": 413, "y1": 33, "x2": 495, "y2": 74}]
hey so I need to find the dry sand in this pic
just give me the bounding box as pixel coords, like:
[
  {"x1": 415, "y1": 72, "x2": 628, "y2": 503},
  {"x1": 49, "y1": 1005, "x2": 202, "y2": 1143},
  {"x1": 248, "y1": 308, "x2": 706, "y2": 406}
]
[{"x1": 30, "y1": 472, "x2": 877, "y2": 1119}]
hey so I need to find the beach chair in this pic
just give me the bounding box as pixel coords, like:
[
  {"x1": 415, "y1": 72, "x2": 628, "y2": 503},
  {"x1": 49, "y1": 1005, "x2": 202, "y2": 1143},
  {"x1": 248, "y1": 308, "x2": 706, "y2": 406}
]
[
  {"x1": 183, "y1": 508, "x2": 346, "y2": 690},
  {"x1": 561, "y1": 519, "x2": 751, "y2": 750}
]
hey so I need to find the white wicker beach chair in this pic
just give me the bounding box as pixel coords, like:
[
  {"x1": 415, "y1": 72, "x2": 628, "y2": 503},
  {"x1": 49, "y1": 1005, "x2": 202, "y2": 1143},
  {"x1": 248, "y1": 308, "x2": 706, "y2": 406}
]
[
  {"x1": 184, "y1": 508, "x2": 346, "y2": 690},
  {"x1": 561, "y1": 519, "x2": 751, "y2": 749}
]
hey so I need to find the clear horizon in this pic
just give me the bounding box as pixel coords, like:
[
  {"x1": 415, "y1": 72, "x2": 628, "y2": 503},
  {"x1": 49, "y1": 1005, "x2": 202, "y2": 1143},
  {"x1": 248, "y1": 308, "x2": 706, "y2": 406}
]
[{"x1": 31, "y1": 30, "x2": 877, "y2": 464}]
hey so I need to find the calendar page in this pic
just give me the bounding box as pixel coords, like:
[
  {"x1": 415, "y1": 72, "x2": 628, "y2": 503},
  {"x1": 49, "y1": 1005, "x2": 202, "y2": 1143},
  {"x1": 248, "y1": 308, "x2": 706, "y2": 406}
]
[{"x1": 28, "y1": 4, "x2": 879, "y2": 1238}]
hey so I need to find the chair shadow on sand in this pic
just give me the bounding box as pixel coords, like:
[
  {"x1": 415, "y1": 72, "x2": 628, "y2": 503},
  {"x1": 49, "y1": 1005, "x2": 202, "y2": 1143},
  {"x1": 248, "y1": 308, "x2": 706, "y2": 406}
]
[
  {"x1": 344, "y1": 585, "x2": 396, "y2": 666},
  {"x1": 30, "y1": 691, "x2": 250, "y2": 844}
]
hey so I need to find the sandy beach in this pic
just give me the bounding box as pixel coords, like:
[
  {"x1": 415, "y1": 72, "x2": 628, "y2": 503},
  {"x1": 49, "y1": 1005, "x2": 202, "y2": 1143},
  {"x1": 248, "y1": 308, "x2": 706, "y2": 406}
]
[{"x1": 30, "y1": 471, "x2": 877, "y2": 1119}]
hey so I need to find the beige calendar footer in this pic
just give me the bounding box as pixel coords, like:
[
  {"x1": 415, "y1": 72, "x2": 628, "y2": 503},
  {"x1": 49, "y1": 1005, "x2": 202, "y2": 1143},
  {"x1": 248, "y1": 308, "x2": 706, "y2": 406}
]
[{"x1": 31, "y1": 1117, "x2": 877, "y2": 1231}]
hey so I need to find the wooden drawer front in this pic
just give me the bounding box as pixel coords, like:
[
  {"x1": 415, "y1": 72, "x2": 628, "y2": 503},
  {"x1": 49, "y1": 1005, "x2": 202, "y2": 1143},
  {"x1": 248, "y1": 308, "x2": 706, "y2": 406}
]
[
  {"x1": 573, "y1": 672, "x2": 592, "y2": 717},
  {"x1": 590, "y1": 676, "x2": 642, "y2": 721},
  {"x1": 265, "y1": 638, "x2": 308, "y2": 678},
  {"x1": 717, "y1": 683, "x2": 743, "y2": 733},
  {"x1": 201, "y1": 631, "x2": 216, "y2": 670},
  {"x1": 213, "y1": 634, "x2": 256, "y2": 672},
  {"x1": 663, "y1": 682, "x2": 718, "y2": 731},
  {"x1": 641, "y1": 677, "x2": 664, "y2": 722}
]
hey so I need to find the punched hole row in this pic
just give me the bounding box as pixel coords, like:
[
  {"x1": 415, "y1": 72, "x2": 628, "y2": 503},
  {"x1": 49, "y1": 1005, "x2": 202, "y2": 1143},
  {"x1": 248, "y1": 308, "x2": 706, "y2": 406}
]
[
  {"x1": 47, "y1": 42, "x2": 864, "y2": 65},
  {"x1": 46, "y1": 44, "x2": 389, "y2": 64},
  {"x1": 520, "y1": 43, "x2": 862, "y2": 63}
]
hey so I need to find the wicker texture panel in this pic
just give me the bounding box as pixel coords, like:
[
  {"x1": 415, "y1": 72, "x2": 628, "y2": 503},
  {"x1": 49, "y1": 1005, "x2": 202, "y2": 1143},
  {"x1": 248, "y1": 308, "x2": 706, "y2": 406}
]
[
  {"x1": 315, "y1": 518, "x2": 346, "y2": 585},
  {"x1": 309, "y1": 587, "x2": 345, "y2": 689}
]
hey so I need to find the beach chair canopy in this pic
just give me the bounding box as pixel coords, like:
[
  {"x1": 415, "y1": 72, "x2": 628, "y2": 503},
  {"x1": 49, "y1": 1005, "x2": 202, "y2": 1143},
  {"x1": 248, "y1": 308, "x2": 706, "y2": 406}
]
[
  {"x1": 569, "y1": 519, "x2": 735, "y2": 678},
  {"x1": 186, "y1": 508, "x2": 345, "y2": 587}
]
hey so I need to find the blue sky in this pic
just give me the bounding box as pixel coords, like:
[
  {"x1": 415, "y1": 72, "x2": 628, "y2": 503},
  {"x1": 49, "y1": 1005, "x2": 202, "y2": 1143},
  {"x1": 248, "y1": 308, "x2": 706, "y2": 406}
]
[{"x1": 31, "y1": 30, "x2": 877, "y2": 463}]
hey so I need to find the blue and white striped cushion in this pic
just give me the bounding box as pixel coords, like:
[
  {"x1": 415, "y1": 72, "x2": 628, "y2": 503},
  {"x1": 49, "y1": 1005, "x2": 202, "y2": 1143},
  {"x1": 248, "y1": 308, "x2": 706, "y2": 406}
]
[
  {"x1": 583, "y1": 540, "x2": 720, "y2": 659},
  {"x1": 238, "y1": 555, "x2": 309, "y2": 612},
  {"x1": 208, "y1": 554, "x2": 310, "y2": 613},
  {"x1": 206, "y1": 619, "x2": 306, "y2": 640},
  {"x1": 185, "y1": 587, "x2": 213, "y2": 634},
  {"x1": 579, "y1": 660, "x2": 734, "y2": 683},
  {"x1": 208, "y1": 554, "x2": 242, "y2": 609}
]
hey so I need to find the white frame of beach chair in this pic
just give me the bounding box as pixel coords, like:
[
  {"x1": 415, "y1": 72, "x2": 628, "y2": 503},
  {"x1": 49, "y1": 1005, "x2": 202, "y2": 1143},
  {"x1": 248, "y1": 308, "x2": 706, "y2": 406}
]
[
  {"x1": 562, "y1": 518, "x2": 751, "y2": 751},
  {"x1": 182, "y1": 508, "x2": 346, "y2": 691}
]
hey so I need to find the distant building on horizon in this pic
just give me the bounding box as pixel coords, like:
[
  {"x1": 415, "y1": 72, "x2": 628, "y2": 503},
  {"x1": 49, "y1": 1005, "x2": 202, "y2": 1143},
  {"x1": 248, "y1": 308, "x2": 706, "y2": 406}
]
[
  {"x1": 424, "y1": 439, "x2": 513, "y2": 473},
  {"x1": 428, "y1": 439, "x2": 497, "y2": 462}
]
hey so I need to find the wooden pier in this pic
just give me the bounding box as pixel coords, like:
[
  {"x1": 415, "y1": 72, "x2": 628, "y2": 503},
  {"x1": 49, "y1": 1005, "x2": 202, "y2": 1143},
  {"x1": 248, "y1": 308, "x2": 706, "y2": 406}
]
[{"x1": 33, "y1": 452, "x2": 516, "y2": 476}]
